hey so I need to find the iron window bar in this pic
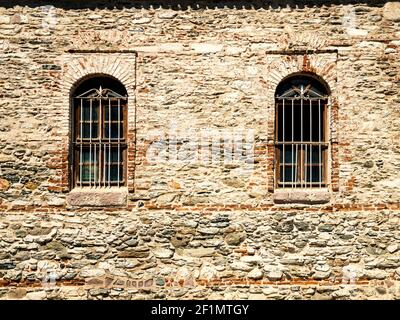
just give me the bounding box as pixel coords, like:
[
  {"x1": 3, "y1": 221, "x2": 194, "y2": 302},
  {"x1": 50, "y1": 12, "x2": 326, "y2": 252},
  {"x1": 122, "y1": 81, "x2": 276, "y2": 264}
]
[
  {"x1": 73, "y1": 86, "x2": 127, "y2": 188},
  {"x1": 275, "y1": 80, "x2": 328, "y2": 189}
]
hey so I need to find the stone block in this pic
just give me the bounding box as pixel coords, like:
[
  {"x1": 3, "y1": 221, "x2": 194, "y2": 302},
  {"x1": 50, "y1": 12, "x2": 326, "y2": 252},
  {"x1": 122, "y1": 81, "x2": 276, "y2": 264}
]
[
  {"x1": 66, "y1": 187, "x2": 128, "y2": 207},
  {"x1": 179, "y1": 248, "x2": 215, "y2": 258},
  {"x1": 273, "y1": 189, "x2": 331, "y2": 204},
  {"x1": 190, "y1": 43, "x2": 224, "y2": 54},
  {"x1": 383, "y1": 2, "x2": 400, "y2": 21}
]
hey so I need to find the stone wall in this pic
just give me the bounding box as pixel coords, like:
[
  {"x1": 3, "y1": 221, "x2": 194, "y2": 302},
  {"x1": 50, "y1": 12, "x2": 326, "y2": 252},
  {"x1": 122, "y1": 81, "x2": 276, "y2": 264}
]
[{"x1": 0, "y1": 0, "x2": 399, "y2": 299}]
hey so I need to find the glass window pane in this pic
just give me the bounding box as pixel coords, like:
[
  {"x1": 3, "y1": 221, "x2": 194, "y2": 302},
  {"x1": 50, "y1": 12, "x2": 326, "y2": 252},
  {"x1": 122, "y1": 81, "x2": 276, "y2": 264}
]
[
  {"x1": 280, "y1": 146, "x2": 297, "y2": 164},
  {"x1": 280, "y1": 166, "x2": 295, "y2": 183},
  {"x1": 81, "y1": 149, "x2": 90, "y2": 163},
  {"x1": 80, "y1": 165, "x2": 100, "y2": 182},
  {"x1": 104, "y1": 123, "x2": 123, "y2": 139},
  {"x1": 288, "y1": 147, "x2": 296, "y2": 164},
  {"x1": 104, "y1": 147, "x2": 123, "y2": 163},
  {"x1": 303, "y1": 146, "x2": 321, "y2": 165},
  {"x1": 311, "y1": 103, "x2": 324, "y2": 141},
  {"x1": 283, "y1": 104, "x2": 293, "y2": 142},
  {"x1": 81, "y1": 123, "x2": 98, "y2": 139},
  {"x1": 312, "y1": 148, "x2": 323, "y2": 164},
  {"x1": 81, "y1": 165, "x2": 90, "y2": 181},
  {"x1": 81, "y1": 165, "x2": 93, "y2": 182},
  {"x1": 79, "y1": 145, "x2": 99, "y2": 165},
  {"x1": 304, "y1": 146, "x2": 311, "y2": 165},
  {"x1": 105, "y1": 104, "x2": 123, "y2": 121},
  {"x1": 111, "y1": 148, "x2": 120, "y2": 162},
  {"x1": 305, "y1": 166, "x2": 323, "y2": 183},
  {"x1": 302, "y1": 104, "x2": 311, "y2": 142},
  {"x1": 110, "y1": 165, "x2": 118, "y2": 181},
  {"x1": 80, "y1": 148, "x2": 99, "y2": 180},
  {"x1": 104, "y1": 164, "x2": 123, "y2": 182},
  {"x1": 316, "y1": 165, "x2": 324, "y2": 183},
  {"x1": 82, "y1": 101, "x2": 99, "y2": 121}
]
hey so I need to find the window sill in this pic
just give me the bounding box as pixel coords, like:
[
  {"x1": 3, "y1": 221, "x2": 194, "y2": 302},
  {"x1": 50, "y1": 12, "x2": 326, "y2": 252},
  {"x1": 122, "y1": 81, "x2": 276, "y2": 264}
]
[
  {"x1": 66, "y1": 187, "x2": 128, "y2": 207},
  {"x1": 273, "y1": 188, "x2": 331, "y2": 205}
]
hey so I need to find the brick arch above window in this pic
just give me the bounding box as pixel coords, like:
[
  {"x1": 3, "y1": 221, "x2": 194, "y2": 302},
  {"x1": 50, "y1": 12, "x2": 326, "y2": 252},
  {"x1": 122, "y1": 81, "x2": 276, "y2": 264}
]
[
  {"x1": 262, "y1": 53, "x2": 339, "y2": 199},
  {"x1": 56, "y1": 53, "x2": 137, "y2": 198},
  {"x1": 274, "y1": 74, "x2": 329, "y2": 191},
  {"x1": 62, "y1": 55, "x2": 136, "y2": 100},
  {"x1": 277, "y1": 30, "x2": 330, "y2": 52},
  {"x1": 70, "y1": 75, "x2": 128, "y2": 190},
  {"x1": 263, "y1": 54, "x2": 337, "y2": 99}
]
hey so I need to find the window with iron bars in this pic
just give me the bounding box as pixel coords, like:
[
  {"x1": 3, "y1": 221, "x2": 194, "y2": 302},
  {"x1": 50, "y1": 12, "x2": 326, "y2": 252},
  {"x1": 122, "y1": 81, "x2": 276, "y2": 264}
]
[
  {"x1": 275, "y1": 75, "x2": 329, "y2": 189},
  {"x1": 71, "y1": 77, "x2": 128, "y2": 188}
]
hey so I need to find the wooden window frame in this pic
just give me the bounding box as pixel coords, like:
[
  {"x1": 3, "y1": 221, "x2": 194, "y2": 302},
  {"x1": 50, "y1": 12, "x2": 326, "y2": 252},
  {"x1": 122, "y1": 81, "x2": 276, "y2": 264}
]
[
  {"x1": 274, "y1": 80, "x2": 329, "y2": 189},
  {"x1": 71, "y1": 87, "x2": 128, "y2": 188}
]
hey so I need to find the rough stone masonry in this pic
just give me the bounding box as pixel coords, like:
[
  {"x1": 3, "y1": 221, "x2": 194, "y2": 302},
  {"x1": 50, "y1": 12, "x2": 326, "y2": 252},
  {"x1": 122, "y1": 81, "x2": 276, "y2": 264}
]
[{"x1": 0, "y1": 0, "x2": 399, "y2": 300}]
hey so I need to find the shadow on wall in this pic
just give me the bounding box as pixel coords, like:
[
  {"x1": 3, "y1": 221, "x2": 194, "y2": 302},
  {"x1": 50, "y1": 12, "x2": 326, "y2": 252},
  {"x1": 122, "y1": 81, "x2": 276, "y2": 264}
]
[{"x1": 0, "y1": 0, "x2": 390, "y2": 10}]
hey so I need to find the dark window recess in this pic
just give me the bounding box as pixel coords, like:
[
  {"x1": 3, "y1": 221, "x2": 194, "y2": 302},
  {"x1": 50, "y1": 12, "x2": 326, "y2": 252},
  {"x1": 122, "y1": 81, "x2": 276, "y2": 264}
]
[
  {"x1": 71, "y1": 77, "x2": 128, "y2": 188},
  {"x1": 275, "y1": 75, "x2": 329, "y2": 189}
]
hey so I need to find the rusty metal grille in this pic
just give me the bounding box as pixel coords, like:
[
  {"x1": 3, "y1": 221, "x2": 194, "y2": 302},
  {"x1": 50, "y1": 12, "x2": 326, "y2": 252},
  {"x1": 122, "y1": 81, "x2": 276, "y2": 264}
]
[
  {"x1": 275, "y1": 79, "x2": 329, "y2": 189},
  {"x1": 73, "y1": 86, "x2": 127, "y2": 188}
]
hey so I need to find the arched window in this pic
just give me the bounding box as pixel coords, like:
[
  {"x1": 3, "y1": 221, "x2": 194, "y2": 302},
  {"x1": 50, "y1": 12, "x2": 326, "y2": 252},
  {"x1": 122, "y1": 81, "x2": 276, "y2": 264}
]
[
  {"x1": 275, "y1": 74, "x2": 329, "y2": 189},
  {"x1": 71, "y1": 76, "x2": 128, "y2": 188}
]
